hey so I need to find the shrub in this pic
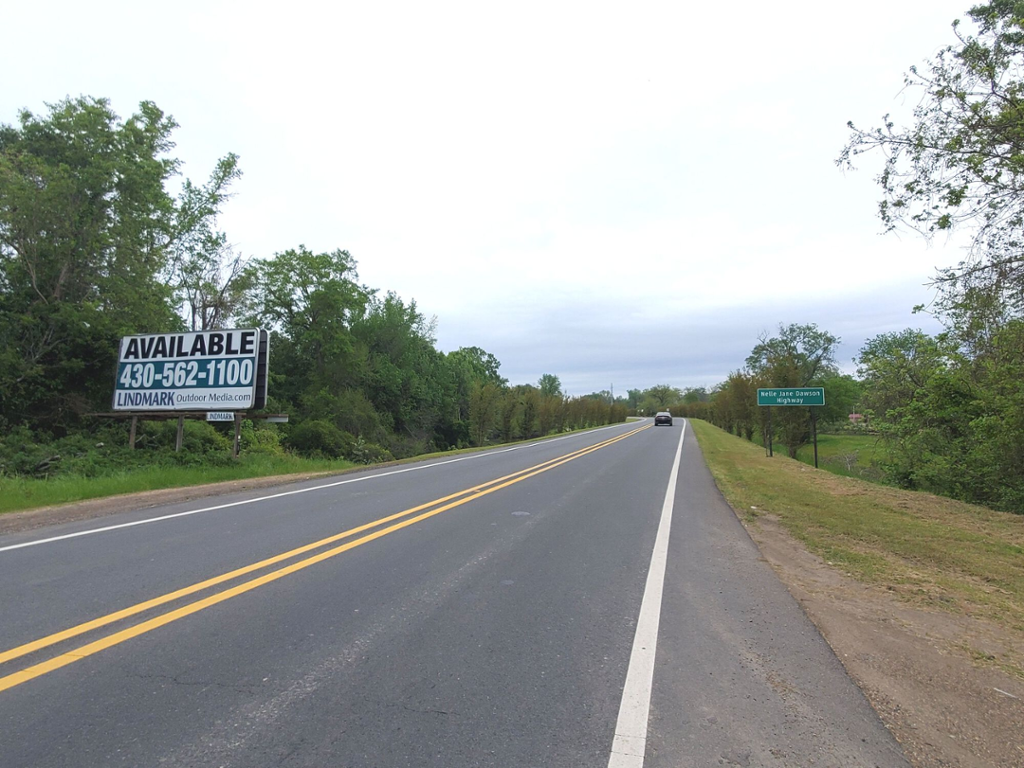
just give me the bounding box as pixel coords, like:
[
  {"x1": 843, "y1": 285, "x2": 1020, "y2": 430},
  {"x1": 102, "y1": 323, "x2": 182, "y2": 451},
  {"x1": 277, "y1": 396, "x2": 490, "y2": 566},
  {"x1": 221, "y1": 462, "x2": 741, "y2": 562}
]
[
  {"x1": 286, "y1": 420, "x2": 354, "y2": 458},
  {"x1": 239, "y1": 421, "x2": 284, "y2": 455},
  {"x1": 138, "y1": 420, "x2": 231, "y2": 454},
  {"x1": 348, "y1": 436, "x2": 393, "y2": 464}
]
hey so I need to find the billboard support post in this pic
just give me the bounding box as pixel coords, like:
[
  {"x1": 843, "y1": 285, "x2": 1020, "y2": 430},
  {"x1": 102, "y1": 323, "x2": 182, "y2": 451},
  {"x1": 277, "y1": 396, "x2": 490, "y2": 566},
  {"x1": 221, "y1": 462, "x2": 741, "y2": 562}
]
[
  {"x1": 175, "y1": 416, "x2": 184, "y2": 453},
  {"x1": 232, "y1": 413, "x2": 243, "y2": 459},
  {"x1": 129, "y1": 416, "x2": 138, "y2": 451}
]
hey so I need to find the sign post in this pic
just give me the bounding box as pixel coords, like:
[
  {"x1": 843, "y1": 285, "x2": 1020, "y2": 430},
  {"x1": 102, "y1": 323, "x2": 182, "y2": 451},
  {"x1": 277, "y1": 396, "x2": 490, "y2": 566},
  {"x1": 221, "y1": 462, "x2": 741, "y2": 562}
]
[{"x1": 756, "y1": 388, "x2": 826, "y2": 467}]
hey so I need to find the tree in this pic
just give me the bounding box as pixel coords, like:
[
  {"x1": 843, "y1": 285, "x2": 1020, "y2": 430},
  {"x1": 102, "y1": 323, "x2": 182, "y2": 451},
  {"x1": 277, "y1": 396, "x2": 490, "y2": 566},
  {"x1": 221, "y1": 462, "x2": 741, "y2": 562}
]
[
  {"x1": 626, "y1": 388, "x2": 643, "y2": 409},
  {"x1": 167, "y1": 153, "x2": 248, "y2": 331},
  {"x1": 519, "y1": 385, "x2": 540, "y2": 438},
  {"x1": 839, "y1": 1, "x2": 1024, "y2": 309},
  {"x1": 857, "y1": 329, "x2": 946, "y2": 422},
  {"x1": 0, "y1": 97, "x2": 236, "y2": 430},
  {"x1": 242, "y1": 246, "x2": 369, "y2": 409},
  {"x1": 858, "y1": 323, "x2": 1024, "y2": 511},
  {"x1": 448, "y1": 346, "x2": 507, "y2": 387},
  {"x1": 682, "y1": 387, "x2": 709, "y2": 404},
  {"x1": 468, "y1": 381, "x2": 502, "y2": 446},
  {"x1": 351, "y1": 291, "x2": 444, "y2": 446},
  {"x1": 537, "y1": 373, "x2": 562, "y2": 398},
  {"x1": 817, "y1": 373, "x2": 863, "y2": 426},
  {"x1": 640, "y1": 385, "x2": 681, "y2": 414},
  {"x1": 746, "y1": 323, "x2": 840, "y2": 457},
  {"x1": 445, "y1": 345, "x2": 507, "y2": 433},
  {"x1": 713, "y1": 372, "x2": 756, "y2": 439},
  {"x1": 746, "y1": 323, "x2": 839, "y2": 385}
]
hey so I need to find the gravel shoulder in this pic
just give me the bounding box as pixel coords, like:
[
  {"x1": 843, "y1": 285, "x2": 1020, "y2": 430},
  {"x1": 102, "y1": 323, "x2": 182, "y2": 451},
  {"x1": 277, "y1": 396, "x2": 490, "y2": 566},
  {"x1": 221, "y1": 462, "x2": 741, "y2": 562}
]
[{"x1": 744, "y1": 510, "x2": 1024, "y2": 768}]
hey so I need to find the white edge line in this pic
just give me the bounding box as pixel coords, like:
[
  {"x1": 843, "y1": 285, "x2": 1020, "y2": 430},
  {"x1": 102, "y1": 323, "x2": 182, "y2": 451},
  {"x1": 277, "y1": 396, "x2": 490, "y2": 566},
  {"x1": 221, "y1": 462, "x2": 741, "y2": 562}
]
[
  {"x1": 0, "y1": 421, "x2": 638, "y2": 554},
  {"x1": 607, "y1": 420, "x2": 686, "y2": 768}
]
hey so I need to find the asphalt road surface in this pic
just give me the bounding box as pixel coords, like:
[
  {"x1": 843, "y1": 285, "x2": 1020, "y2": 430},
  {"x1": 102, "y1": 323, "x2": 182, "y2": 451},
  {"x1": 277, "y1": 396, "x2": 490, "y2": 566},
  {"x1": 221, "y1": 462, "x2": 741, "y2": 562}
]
[{"x1": 0, "y1": 420, "x2": 910, "y2": 767}]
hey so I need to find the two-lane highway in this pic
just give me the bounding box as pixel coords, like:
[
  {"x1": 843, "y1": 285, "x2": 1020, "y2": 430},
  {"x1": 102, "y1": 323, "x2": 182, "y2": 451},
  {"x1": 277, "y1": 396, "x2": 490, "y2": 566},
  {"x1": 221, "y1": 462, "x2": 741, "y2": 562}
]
[{"x1": 0, "y1": 420, "x2": 908, "y2": 767}]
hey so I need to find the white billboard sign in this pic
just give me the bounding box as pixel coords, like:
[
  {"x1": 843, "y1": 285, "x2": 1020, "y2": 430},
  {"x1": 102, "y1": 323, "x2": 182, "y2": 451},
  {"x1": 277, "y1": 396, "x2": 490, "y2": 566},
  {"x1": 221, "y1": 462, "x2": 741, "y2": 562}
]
[{"x1": 113, "y1": 329, "x2": 262, "y2": 412}]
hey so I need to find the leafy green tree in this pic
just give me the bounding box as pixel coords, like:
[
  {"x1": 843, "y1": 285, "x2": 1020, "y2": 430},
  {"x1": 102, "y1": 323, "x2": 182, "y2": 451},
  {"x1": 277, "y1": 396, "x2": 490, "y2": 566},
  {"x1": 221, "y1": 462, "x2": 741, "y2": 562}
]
[
  {"x1": 0, "y1": 97, "x2": 236, "y2": 430},
  {"x1": 857, "y1": 330, "x2": 946, "y2": 421},
  {"x1": 351, "y1": 291, "x2": 446, "y2": 451},
  {"x1": 838, "y1": 3, "x2": 1024, "y2": 512},
  {"x1": 168, "y1": 153, "x2": 247, "y2": 331},
  {"x1": 519, "y1": 385, "x2": 540, "y2": 438},
  {"x1": 817, "y1": 373, "x2": 862, "y2": 426},
  {"x1": 640, "y1": 384, "x2": 681, "y2": 414},
  {"x1": 711, "y1": 372, "x2": 757, "y2": 439},
  {"x1": 498, "y1": 388, "x2": 520, "y2": 443},
  {"x1": 626, "y1": 388, "x2": 643, "y2": 410},
  {"x1": 449, "y1": 346, "x2": 507, "y2": 386},
  {"x1": 746, "y1": 323, "x2": 839, "y2": 385},
  {"x1": 746, "y1": 323, "x2": 839, "y2": 457},
  {"x1": 538, "y1": 373, "x2": 562, "y2": 398},
  {"x1": 243, "y1": 246, "x2": 369, "y2": 410},
  {"x1": 858, "y1": 322, "x2": 1024, "y2": 511},
  {"x1": 839, "y1": 1, "x2": 1024, "y2": 308},
  {"x1": 682, "y1": 387, "x2": 709, "y2": 404},
  {"x1": 468, "y1": 381, "x2": 502, "y2": 446}
]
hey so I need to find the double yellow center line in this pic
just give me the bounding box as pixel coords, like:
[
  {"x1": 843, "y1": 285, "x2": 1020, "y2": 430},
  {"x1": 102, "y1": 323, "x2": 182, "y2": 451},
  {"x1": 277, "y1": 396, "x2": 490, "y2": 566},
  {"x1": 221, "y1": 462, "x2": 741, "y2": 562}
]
[{"x1": 0, "y1": 423, "x2": 651, "y2": 693}]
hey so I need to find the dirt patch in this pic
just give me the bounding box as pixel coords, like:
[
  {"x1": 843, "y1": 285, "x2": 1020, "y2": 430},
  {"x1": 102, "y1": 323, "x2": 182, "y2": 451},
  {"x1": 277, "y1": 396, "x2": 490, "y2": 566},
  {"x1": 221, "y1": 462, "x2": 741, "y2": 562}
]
[
  {"x1": 0, "y1": 469, "x2": 360, "y2": 537},
  {"x1": 746, "y1": 514, "x2": 1024, "y2": 768}
]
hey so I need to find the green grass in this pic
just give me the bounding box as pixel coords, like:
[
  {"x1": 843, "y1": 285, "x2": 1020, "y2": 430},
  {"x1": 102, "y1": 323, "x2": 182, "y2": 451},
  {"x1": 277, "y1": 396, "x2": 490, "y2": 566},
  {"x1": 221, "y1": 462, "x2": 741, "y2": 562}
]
[
  {"x1": 794, "y1": 432, "x2": 883, "y2": 480},
  {"x1": 751, "y1": 430, "x2": 884, "y2": 481},
  {"x1": 0, "y1": 420, "x2": 634, "y2": 516},
  {"x1": 0, "y1": 454, "x2": 357, "y2": 515},
  {"x1": 689, "y1": 419, "x2": 1024, "y2": 642}
]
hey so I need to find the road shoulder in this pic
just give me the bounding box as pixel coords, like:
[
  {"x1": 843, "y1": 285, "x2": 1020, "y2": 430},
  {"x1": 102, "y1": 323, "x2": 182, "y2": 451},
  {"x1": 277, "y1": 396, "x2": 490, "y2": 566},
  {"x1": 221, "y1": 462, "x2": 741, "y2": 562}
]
[{"x1": 745, "y1": 514, "x2": 1024, "y2": 768}]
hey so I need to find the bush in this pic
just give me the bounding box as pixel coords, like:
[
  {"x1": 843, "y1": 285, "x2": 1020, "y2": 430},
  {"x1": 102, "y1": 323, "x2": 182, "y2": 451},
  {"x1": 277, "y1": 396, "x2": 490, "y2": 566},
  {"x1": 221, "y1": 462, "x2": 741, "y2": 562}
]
[
  {"x1": 138, "y1": 420, "x2": 231, "y2": 454},
  {"x1": 349, "y1": 436, "x2": 393, "y2": 464},
  {"x1": 239, "y1": 421, "x2": 284, "y2": 455},
  {"x1": 286, "y1": 419, "x2": 354, "y2": 459}
]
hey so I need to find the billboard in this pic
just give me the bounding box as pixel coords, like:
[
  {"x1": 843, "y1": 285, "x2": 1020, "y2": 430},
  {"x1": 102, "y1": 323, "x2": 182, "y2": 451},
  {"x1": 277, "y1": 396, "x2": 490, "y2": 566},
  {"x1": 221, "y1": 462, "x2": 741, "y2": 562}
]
[{"x1": 112, "y1": 329, "x2": 268, "y2": 412}]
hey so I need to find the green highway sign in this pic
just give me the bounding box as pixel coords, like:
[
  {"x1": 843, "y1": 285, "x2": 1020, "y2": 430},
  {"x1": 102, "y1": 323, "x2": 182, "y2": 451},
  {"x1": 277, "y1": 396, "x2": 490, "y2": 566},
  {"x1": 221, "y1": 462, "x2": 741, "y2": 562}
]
[{"x1": 757, "y1": 387, "x2": 825, "y2": 406}]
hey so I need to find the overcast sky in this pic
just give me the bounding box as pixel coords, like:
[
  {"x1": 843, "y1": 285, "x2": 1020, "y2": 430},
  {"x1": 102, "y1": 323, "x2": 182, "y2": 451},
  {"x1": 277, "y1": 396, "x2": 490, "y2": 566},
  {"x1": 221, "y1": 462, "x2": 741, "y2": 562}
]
[{"x1": 3, "y1": 1, "x2": 974, "y2": 394}]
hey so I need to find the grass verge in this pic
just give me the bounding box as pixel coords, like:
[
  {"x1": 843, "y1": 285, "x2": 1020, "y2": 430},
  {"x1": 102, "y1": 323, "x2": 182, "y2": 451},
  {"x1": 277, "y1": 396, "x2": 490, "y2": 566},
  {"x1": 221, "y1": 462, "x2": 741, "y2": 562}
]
[
  {"x1": 793, "y1": 432, "x2": 883, "y2": 480},
  {"x1": 689, "y1": 419, "x2": 1024, "y2": 636},
  {"x1": 0, "y1": 421, "x2": 634, "y2": 516},
  {"x1": 0, "y1": 454, "x2": 356, "y2": 515}
]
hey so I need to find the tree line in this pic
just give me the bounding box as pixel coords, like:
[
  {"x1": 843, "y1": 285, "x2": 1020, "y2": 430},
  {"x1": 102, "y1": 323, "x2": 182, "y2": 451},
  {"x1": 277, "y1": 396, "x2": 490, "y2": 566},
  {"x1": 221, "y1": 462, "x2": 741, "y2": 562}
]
[{"x1": 0, "y1": 97, "x2": 625, "y2": 472}]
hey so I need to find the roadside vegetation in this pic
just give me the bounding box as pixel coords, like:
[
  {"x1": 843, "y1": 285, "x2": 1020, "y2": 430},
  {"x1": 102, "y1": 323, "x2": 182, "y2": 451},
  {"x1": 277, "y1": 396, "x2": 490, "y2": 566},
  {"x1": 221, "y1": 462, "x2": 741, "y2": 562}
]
[
  {"x1": 690, "y1": 420, "x2": 1024, "y2": 662},
  {"x1": 792, "y1": 433, "x2": 883, "y2": 482},
  {"x1": 0, "y1": 419, "x2": 625, "y2": 515},
  {"x1": 0, "y1": 454, "x2": 354, "y2": 515},
  {"x1": 675, "y1": 2, "x2": 1024, "y2": 516},
  {"x1": 0, "y1": 97, "x2": 626, "y2": 503}
]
